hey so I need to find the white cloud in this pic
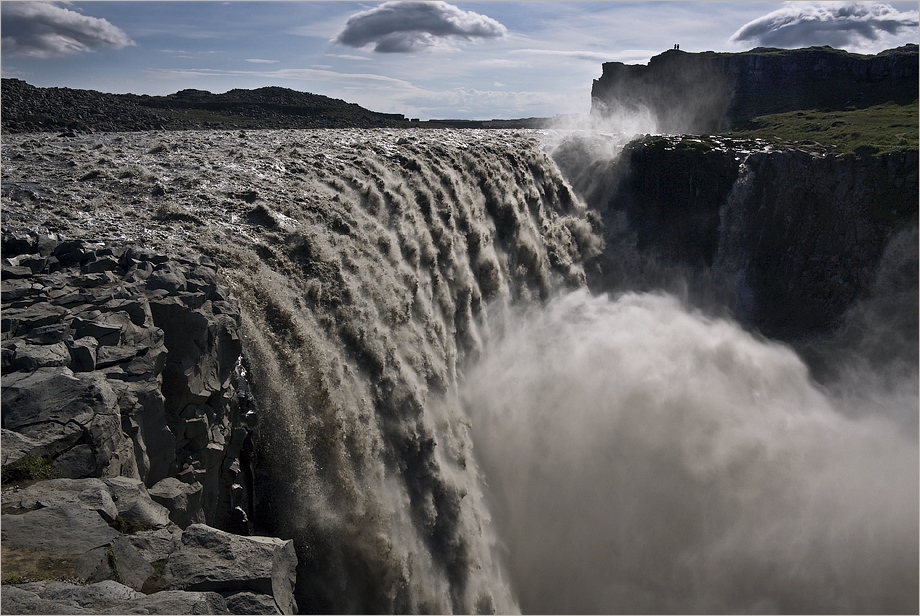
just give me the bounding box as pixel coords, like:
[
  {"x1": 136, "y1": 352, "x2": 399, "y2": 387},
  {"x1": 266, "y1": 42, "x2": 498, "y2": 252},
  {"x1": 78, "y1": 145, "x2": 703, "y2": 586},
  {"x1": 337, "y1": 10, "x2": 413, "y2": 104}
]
[
  {"x1": 511, "y1": 48, "x2": 633, "y2": 63},
  {"x1": 1, "y1": 1, "x2": 134, "y2": 58},
  {"x1": 334, "y1": 1, "x2": 507, "y2": 53},
  {"x1": 245, "y1": 58, "x2": 279, "y2": 64},
  {"x1": 730, "y1": 2, "x2": 919, "y2": 50},
  {"x1": 325, "y1": 53, "x2": 373, "y2": 61}
]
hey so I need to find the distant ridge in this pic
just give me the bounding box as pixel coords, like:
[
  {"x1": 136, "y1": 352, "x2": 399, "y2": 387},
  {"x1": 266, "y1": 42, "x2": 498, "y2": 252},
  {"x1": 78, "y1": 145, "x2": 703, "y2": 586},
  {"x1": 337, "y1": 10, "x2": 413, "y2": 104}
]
[
  {"x1": 0, "y1": 80, "x2": 551, "y2": 133},
  {"x1": 0, "y1": 79, "x2": 411, "y2": 133}
]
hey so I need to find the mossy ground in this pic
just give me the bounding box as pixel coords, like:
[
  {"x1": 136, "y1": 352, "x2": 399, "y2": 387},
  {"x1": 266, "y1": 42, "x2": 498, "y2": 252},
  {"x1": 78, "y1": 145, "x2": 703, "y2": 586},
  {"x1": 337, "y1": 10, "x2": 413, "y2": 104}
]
[
  {"x1": 723, "y1": 101, "x2": 919, "y2": 154},
  {"x1": 0, "y1": 546, "x2": 82, "y2": 585}
]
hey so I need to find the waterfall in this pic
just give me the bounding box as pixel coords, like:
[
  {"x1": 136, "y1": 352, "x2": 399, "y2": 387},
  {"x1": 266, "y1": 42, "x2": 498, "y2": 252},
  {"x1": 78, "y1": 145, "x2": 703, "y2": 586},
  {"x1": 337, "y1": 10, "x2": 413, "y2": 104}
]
[
  {"x1": 1, "y1": 127, "x2": 915, "y2": 614},
  {"x1": 191, "y1": 129, "x2": 600, "y2": 613}
]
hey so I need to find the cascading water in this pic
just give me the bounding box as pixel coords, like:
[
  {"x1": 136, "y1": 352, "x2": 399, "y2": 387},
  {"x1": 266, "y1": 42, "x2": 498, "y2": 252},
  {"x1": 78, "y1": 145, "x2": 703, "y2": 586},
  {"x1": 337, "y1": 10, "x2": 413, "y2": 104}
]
[
  {"x1": 212, "y1": 130, "x2": 599, "y2": 613},
  {"x1": 1, "y1": 126, "x2": 915, "y2": 614}
]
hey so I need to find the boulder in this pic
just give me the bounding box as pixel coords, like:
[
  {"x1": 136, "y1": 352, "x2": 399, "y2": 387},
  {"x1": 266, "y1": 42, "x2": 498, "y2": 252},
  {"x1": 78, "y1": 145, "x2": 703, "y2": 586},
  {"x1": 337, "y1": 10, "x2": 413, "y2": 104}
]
[
  {"x1": 125, "y1": 526, "x2": 182, "y2": 563},
  {"x1": 148, "y1": 477, "x2": 205, "y2": 528},
  {"x1": 1, "y1": 368, "x2": 124, "y2": 477},
  {"x1": 10, "y1": 340, "x2": 71, "y2": 370},
  {"x1": 157, "y1": 524, "x2": 297, "y2": 614},
  {"x1": 102, "y1": 476, "x2": 172, "y2": 530},
  {"x1": 77, "y1": 536, "x2": 154, "y2": 590}
]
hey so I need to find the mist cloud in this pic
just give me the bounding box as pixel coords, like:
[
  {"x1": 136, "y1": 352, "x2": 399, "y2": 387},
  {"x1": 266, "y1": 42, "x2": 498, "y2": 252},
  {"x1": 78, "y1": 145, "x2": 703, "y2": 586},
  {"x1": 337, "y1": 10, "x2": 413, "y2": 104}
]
[
  {"x1": 464, "y1": 289, "x2": 918, "y2": 614},
  {"x1": 334, "y1": 1, "x2": 507, "y2": 53},
  {"x1": 1, "y1": 1, "x2": 134, "y2": 58},
  {"x1": 730, "y1": 2, "x2": 919, "y2": 49}
]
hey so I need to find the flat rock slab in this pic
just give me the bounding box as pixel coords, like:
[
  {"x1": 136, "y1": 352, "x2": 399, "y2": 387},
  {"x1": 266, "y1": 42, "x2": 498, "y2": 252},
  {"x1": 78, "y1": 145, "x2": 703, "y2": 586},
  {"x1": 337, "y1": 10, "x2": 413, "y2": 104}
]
[
  {"x1": 2, "y1": 478, "x2": 119, "y2": 522},
  {"x1": 158, "y1": 523, "x2": 297, "y2": 614},
  {"x1": 1, "y1": 506, "x2": 119, "y2": 554},
  {"x1": 1, "y1": 580, "x2": 231, "y2": 615}
]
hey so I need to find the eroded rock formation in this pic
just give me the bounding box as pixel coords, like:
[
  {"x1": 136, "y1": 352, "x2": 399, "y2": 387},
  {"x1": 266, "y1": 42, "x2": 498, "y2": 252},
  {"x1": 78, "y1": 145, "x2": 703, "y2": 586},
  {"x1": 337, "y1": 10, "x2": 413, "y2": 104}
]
[{"x1": 1, "y1": 234, "x2": 295, "y2": 614}]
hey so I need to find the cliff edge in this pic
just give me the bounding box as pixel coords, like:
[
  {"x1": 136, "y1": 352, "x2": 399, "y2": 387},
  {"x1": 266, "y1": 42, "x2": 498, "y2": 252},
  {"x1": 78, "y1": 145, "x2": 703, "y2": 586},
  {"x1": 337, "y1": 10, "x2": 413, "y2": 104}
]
[{"x1": 591, "y1": 44, "x2": 919, "y2": 133}]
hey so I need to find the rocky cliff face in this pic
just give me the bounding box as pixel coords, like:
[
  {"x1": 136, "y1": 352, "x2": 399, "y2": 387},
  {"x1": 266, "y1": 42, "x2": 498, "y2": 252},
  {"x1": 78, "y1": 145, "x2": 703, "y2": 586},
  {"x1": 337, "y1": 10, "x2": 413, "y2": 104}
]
[
  {"x1": 554, "y1": 134, "x2": 919, "y2": 340},
  {"x1": 591, "y1": 45, "x2": 919, "y2": 133},
  {"x1": 1, "y1": 234, "x2": 297, "y2": 614}
]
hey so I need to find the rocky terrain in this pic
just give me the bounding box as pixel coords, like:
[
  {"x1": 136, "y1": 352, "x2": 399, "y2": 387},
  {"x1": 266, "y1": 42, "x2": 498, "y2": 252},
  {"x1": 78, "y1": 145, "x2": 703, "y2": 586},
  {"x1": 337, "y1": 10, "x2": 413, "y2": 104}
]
[
  {"x1": 1, "y1": 234, "x2": 297, "y2": 614},
  {"x1": 592, "y1": 44, "x2": 919, "y2": 133}
]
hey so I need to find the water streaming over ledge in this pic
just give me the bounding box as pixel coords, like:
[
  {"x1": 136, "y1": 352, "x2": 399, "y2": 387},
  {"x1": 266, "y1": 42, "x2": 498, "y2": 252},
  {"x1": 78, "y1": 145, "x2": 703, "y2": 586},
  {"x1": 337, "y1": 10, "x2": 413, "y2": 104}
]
[{"x1": 1, "y1": 128, "x2": 916, "y2": 613}]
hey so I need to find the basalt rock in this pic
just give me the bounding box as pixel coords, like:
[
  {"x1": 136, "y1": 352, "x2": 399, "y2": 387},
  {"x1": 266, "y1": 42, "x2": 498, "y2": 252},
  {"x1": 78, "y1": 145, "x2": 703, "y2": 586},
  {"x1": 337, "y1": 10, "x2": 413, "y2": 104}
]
[
  {"x1": 564, "y1": 134, "x2": 919, "y2": 340},
  {"x1": 1, "y1": 234, "x2": 291, "y2": 613}
]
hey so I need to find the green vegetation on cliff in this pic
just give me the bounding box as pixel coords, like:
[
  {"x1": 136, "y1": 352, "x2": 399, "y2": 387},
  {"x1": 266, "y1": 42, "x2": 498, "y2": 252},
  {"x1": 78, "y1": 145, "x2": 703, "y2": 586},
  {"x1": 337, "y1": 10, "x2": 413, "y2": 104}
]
[{"x1": 723, "y1": 101, "x2": 918, "y2": 155}]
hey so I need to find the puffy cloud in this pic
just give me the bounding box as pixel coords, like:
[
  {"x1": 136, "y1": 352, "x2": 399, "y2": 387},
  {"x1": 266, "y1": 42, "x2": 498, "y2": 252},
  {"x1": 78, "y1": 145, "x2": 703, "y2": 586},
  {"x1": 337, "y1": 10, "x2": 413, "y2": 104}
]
[
  {"x1": 1, "y1": 1, "x2": 134, "y2": 58},
  {"x1": 730, "y1": 2, "x2": 918, "y2": 49},
  {"x1": 335, "y1": 1, "x2": 507, "y2": 53}
]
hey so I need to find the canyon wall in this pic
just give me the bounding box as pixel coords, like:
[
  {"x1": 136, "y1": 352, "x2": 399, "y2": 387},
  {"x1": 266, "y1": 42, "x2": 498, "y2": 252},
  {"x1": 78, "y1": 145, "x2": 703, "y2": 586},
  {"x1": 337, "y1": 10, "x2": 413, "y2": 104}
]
[{"x1": 554, "y1": 134, "x2": 918, "y2": 340}]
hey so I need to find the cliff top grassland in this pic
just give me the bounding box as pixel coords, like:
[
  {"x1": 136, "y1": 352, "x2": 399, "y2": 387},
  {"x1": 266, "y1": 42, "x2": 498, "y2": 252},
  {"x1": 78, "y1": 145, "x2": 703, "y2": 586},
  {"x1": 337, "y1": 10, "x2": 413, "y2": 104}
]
[{"x1": 721, "y1": 100, "x2": 919, "y2": 155}]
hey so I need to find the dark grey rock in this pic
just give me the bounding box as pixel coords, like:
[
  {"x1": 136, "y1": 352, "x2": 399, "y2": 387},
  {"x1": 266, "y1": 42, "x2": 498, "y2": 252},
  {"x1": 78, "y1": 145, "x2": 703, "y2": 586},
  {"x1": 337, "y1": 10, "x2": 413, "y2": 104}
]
[
  {"x1": 84, "y1": 255, "x2": 120, "y2": 274},
  {"x1": 71, "y1": 317, "x2": 122, "y2": 344},
  {"x1": 2, "y1": 263, "x2": 34, "y2": 279},
  {"x1": 96, "y1": 344, "x2": 140, "y2": 368},
  {"x1": 1, "y1": 428, "x2": 45, "y2": 466},
  {"x1": 24, "y1": 322, "x2": 70, "y2": 344},
  {"x1": 3, "y1": 303, "x2": 69, "y2": 335},
  {"x1": 77, "y1": 536, "x2": 154, "y2": 590},
  {"x1": 1, "y1": 368, "x2": 123, "y2": 474},
  {"x1": 11, "y1": 340, "x2": 71, "y2": 371},
  {"x1": 149, "y1": 477, "x2": 205, "y2": 529},
  {"x1": 146, "y1": 265, "x2": 188, "y2": 293},
  {"x1": 1, "y1": 580, "x2": 231, "y2": 615},
  {"x1": 67, "y1": 336, "x2": 98, "y2": 372},
  {"x1": 125, "y1": 526, "x2": 182, "y2": 563},
  {"x1": 2, "y1": 478, "x2": 120, "y2": 523},
  {"x1": 54, "y1": 444, "x2": 100, "y2": 478},
  {"x1": 223, "y1": 591, "x2": 281, "y2": 615},
  {"x1": 1, "y1": 506, "x2": 119, "y2": 554},
  {"x1": 101, "y1": 476, "x2": 172, "y2": 529},
  {"x1": 0, "y1": 584, "x2": 93, "y2": 614},
  {"x1": 53, "y1": 240, "x2": 85, "y2": 267},
  {"x1": 157, "y1": 524, "x2": 297, "y2": 613}
]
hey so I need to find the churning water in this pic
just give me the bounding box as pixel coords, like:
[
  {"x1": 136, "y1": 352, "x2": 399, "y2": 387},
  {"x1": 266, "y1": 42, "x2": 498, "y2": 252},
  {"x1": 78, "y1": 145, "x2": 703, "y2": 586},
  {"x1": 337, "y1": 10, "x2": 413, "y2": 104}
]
[{"x1": 1, "y1": 127, "x2": 916, "y2": 613}]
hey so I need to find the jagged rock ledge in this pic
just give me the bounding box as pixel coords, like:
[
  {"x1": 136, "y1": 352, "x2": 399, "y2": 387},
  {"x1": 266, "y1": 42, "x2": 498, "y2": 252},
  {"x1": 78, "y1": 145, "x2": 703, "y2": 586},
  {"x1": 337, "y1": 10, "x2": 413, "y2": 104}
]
[{"x1": 1, "y1": 232, "x2": 296, "y2": 614}]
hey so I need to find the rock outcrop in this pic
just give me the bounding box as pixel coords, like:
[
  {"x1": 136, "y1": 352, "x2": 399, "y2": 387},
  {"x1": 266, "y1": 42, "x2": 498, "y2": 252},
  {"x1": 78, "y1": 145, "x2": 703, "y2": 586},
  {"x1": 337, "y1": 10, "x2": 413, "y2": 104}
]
[
  {"x1": 591, "y1": 44, "x2": 919, "y2": 133},
  {"x1": 557, "y1": 134, "x2": 919, "y2": 339},
  {"x1": 1, "y1": 234, "x2": 295, "y2": 613}
]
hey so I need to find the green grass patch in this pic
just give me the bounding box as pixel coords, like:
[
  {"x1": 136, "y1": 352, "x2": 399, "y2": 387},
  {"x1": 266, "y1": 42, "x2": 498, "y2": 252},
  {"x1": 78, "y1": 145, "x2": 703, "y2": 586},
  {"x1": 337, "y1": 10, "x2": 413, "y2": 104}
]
[
  {"x1": 722, "y1": 101, "x2": 918, "y2": 154},
  {"x1": 2, "y1": 455, "x2": 58, "y2": 484}
]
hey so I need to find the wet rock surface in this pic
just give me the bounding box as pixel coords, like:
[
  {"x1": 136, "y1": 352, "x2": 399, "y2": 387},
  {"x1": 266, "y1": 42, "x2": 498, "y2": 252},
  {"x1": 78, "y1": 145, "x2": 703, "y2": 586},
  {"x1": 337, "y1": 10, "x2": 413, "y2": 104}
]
[{"x1": 1, "y1": 234, "x2": 294, "y2": 613}]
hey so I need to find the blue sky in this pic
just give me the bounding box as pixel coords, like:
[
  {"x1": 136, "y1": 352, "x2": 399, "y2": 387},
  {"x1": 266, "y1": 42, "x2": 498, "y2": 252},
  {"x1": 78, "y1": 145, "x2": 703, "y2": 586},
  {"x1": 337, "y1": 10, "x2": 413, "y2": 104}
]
[{"x1": 2, "y1": 1, "x2": 918, "y2": 120}]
